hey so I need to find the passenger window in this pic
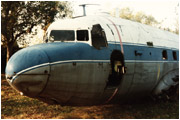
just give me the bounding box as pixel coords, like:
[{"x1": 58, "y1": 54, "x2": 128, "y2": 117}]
[
  {"x1": 77, "y1": 30, "x2": 89, "y2": 41},
  {"x1": 172, "y1": 51, "x2": 177, "y2": 60},
  {"x1": 91, "y1": 24, "x2": 108, "y2": 49},
  {"x1": 162, "y1": 50, "x2": 168, "y2": 60}
]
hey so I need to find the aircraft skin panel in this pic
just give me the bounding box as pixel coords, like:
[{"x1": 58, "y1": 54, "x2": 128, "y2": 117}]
[
  {"x1": 7, "y1": 65, "x2": 50, "y2": 97},
  {"x1": 100, "y1": 16, "x2": 179, "y2": 49},
  {"x1": 41, "y1": 62, "x2": 109, "y2": 105},
  {"x1": 9, "y1": 60, "x2": 177, "y2": 105},
  {"x1": 125, "y1": 62, "x2": 159, "y2": 98}
]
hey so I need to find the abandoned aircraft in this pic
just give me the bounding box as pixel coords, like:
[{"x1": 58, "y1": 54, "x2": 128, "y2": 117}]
[{"x1": 6, "y1": 12, "x2": 179, "y2": 106}]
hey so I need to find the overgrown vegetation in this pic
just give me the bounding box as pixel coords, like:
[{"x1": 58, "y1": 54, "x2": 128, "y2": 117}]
[{"x1": 1, "y1": 74, "x2": 179, "y2": 119}]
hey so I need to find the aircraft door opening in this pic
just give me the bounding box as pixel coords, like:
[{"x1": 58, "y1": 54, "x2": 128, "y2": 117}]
[{"x1": 106, "y1": 50, "x2": 125, "y2": 87}]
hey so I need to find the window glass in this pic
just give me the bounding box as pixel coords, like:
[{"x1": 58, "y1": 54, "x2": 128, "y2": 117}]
[
  {"x1": 77, "y1": 30, "x2": 89, "y2": 41},
  {"x1": 50, "y1": 30, "x2": 75, "y2": 41},
  {"x1": 91, "y1": 24, "x2": 108, "y2": 49}
]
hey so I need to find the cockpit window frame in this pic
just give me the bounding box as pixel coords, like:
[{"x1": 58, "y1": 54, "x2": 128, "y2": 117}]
[
  {"x1": 46, "y1": 29, "x2": 92, "y2": 44},
  {"x1": 91, "y1": 24, "x2": 108, "y2": 50},
  {"x1": 76, "y1": 30, "x2": 89, "y2": 41},
  {"x1": 49, "y1": 30, "x2": 75, "y2": 42}
]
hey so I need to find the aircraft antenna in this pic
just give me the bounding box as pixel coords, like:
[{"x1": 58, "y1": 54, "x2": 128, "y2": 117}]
[{"x1": 79, "y1": 4, "x2": 100, "y2": 16}]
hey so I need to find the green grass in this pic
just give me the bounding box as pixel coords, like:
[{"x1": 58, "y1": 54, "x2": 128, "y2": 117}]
[{"x1": 1, "y1": 74, "x2": 179, "y2": 119}]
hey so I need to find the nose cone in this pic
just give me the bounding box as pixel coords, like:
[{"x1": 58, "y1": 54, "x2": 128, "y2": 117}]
[
  {"x1": 6, "y1": 47, "x2": 49, "y2": 76},
  {"x1": 6, "y1": 46, "x2": 50, "y2": 97}
]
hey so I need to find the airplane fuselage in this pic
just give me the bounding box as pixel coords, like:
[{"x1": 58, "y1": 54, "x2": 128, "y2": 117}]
[{"x1": 6, "y1": 15, "x2": 179, "y2": 106}]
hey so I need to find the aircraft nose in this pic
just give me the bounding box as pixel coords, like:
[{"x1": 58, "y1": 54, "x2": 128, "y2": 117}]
[{"x1": 5, "y1": 46, "x2": 50, "y2": 97}]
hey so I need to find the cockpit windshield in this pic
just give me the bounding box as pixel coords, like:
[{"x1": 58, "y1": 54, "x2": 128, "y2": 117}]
[{"x1": 50, "y1": 30, "x2": 75, "y2": 41}]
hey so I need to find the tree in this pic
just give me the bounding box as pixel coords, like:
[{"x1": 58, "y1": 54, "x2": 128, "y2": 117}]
[
  {"x1": 174, "y1": 3, "x2": 179, "y2": 34},
  {"x1": 119, "y1": 7, "x2": 134, "y2": 20},
  {"x1": 1, "y1": 1, "x2": 72, "y2": 62},
  {"x1": 143, "y1": 15, "x2": 158, "y2": 26},
  {"x1": 174, "y1": 18, "x2": 179, "y2": 34},
  {"x1": 117, "y1": 7, "x2": 159, "y2": 27},
  {"x1": 133, "y1": 11, "x2": 146, "y2": 23}
]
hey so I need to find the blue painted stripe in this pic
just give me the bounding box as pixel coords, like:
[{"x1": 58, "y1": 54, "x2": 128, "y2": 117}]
[
  {"x1": 39, "y1": 42, "x2": 179, "y2": 62},
  {"x1": 108, "y1": 41, "x2": 179, "y2": 50},
  {"x1": 6, "y1": 42, "x2": 179, "y2": 77}
]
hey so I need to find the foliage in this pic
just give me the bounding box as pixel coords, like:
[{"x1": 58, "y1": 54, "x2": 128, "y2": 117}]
[
  {"x1": 119, "y1": 7, "x2": 134, "y2": 20},
  {"x1": 174, "y1": 3, "x2": 179, "y2": 34},
  {"x1": 1, "y1": 1, "x2": 72, "y2": 61},
  {"x1": 117, "y1": 7, "x2": 179, "y2": 34},
  {"x1": 119, "y1": 7, "x2": 159, "y2": 26},
  {"x1": 174, "y1": 18, "x2": 179, "y2": 34},
  {"x1": 1, "y1": 74, "x2": 179, "y2": 119}
]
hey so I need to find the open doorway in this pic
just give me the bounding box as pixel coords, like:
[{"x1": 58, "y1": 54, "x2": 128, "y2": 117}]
[{"x1": 107, "y1": 50, "x2": 125, "y2": 87}]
